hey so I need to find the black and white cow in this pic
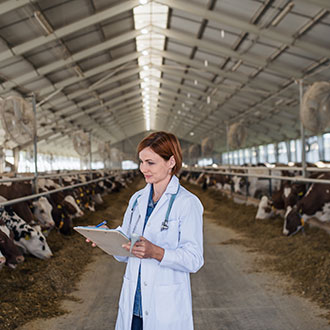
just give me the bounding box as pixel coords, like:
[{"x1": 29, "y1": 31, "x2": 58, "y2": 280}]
[{"x1": 0, "y1": 200, "x2": 53, "y2": 259}]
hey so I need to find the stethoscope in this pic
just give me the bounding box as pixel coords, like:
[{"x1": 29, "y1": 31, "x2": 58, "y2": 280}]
[{"x1": 128, "y1": 184, "x2": 180, "y2": 235}]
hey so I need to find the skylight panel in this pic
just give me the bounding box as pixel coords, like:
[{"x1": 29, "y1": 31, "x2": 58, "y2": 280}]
[{"x1": 133, "y1": 1, "x2": 168, "y2": 131}]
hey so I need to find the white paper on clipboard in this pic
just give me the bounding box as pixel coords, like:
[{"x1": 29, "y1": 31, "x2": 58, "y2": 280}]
[{"x1": 74, "y1": 226, "x2": 130, "y2": 257}]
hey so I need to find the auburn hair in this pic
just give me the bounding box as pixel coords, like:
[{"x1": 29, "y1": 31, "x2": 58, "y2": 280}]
[{"x1": 137, "y1": 131, "x2": 182, "y2": 175}]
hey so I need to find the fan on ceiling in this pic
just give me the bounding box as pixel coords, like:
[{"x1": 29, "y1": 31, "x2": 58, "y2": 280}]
[
  {"x1": 98, "y1": 141, "x2": 111, "y2": 160},
  {"x1": 201, "y1": 137, "x2": 214, "y2": 157},
  {"x1": 0, "y1": 95, "x2": 34, "y2": 145},
  {"x1": 72, "y1": 131, "x2": 90, "y2": 157},
  {"x1": 227, "y1": 122, "x2": 247, "y2": 149},
  {"x1": 188, "y1": 144, "x2": 201, "y2": 162},
  {"x1": 300, "y1": 81, "x2": 330, "y2": 134}
]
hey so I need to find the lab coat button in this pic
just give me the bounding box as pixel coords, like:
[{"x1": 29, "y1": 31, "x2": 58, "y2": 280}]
[
  {"x1": 144, "y1": 281, "x2": 147, "y2": 286},
  {"x1": 145, "y1": 311, "x2": 149, "y2": 316}
]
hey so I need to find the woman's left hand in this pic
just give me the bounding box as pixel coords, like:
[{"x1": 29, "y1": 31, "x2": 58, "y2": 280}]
[{"x1": 122, "y1": 237, "x2": 164, "y2": 261}]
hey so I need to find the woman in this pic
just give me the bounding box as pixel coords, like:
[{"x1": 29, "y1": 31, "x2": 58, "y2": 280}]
[{"x1": 115, "y1": 131, "x2": 204, "y2": 330}]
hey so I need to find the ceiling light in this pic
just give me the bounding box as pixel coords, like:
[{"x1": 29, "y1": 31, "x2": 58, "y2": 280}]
[
  {"x1": 139, "y1": 0, "x2": 148, "y2": 4},
  {"x1": 142, "y1": 50, "x2": 149, "y2": 56},
  {"x1": 143, "y1": 65, "x2": 149, "y2": 71},
  {"x1": 73, "y1": 65, "x2": 84, "y2": 77},
  {"x1": 271, "y1": 2, "x2": 294, "y2": 27},
  {"x1": 204, "y1": 60, "x2": 208, "y2": 67},
  {"x1": 34, "y1": 11, "x2": 53, "y2": 35},
  {"x1": 207, "y1": 96, "x2": 211, "y2": 104},
  {"x1": 187, "y1": 93, "x2": 191, "y2": 98},
  {"x1": 231, "y1": 59, "x2": 242, "y2": 72},
  {"x1": 221, "y1": 29, "x2": 225, "y2": 38},
  {"x1": 190, "y1": 132, "x2": 194, "y2": 136},
  {"x1": 141, "y1": 28, "x2": 149, "y2": 34},
  {"x1": 194, "y1": 80, "x2": 198, "y2": 85}
]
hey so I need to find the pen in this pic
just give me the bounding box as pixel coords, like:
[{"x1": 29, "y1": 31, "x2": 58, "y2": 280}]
[{"x1": 95, "y1": 220, "x2": 107, "y2": 228}]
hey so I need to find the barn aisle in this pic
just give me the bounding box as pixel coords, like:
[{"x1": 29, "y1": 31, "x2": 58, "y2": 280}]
[{"x1": 18, "y1": 215, "x2": 329, "y2": 330}]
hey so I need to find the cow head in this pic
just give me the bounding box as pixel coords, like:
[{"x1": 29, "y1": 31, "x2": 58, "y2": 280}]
[
  {"x1": 232, "y1": 176, "x2": 248, "y2": 194},
  {"x1": 2, "y1": 209, "x2": 53, "y2": 259},
  {"x1": 283, "y1": 206, "x2": 304, "y2": 236},
  {"x1": 64, "y1": 195, "x2": 84, "y2": 218},
  {"x1": 15, "y1": 225, "x2": 53, "y2": 259},
  {"x1": 255, "y1": 196, "x2": 275, "y2": 220},
  {"x1": 283, "y1": 183, "x2": 306, "y2": 209},
  {"x1": 32, "y1": 197, "x2": 55, "y2": 229}
]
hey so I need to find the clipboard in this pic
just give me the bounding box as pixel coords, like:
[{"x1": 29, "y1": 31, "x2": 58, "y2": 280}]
[{"x1": 74, "y1": 226, "x2": 130, "y2": 257}]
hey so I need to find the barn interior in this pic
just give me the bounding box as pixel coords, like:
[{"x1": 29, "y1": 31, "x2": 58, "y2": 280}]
[
  {"x1": 0, "y1": 1, "x2": 330, "y2": 330},
  {"x1": 0, "y1": 0, "x2": 330, "y2": 170}
]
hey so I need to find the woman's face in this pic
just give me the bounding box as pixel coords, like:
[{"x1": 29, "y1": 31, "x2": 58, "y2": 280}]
[{"x1": 139, "y1": 147, "x2": 175, "y2": 185}]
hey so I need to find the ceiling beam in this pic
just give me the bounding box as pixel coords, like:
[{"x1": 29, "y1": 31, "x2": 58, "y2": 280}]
[
  {"x1": 156, "y1": 49, "x2": 278, "y2": 92},
  {"x1": 0, "y1": 0, "x2": 140, "y2": 63},
  {"x1": 153, "y1": 26, "x2": 303, "y2": 79},
  {"x1": 0, "y1": 0, "x2": 45, "y2": 15},
  {"x1": 156, "y1": 0, "x2": 330, "y2": 59},
  {"x1": 293, "y1": 0, "x2": 330, "y2": 11},
  {"x1": 37, "y1": 66, "x2": 141, "y2": 117},
  {"x1": 1, "y1": 30, "x2": 140, "y2": 93},
  {"x1": 37, "y1": 51, "x2": 140, "y2": 98}
]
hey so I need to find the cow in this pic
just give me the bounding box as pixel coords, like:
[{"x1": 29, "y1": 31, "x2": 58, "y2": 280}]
[
  {"x1": 0, "y1": 180, "x2": 55, "y2": 229},
  {"x1": 0, "y1": 199, "x2": 53, "y2": 259},
  {"x1": 0, "y1": 181, "x2": 36, "y2": 224},
  {"x1": 256, "y1": 181, "x2": 306, "y2": 220},
  {"x1": 283, "y1": 172, "x2": 330, "y2": 236},
  {"x1": 0, "y1": 224, "x2": 25, "y2": 269},
  {"x1": 233, "y1": 166, "x2": 282, "y2": 198},
  {"x1": 32, "y1": 197, "x2": 55, "y2": 230}
]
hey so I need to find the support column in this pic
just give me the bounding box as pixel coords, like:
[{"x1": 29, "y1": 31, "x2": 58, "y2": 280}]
[
  {"x1": 255, "y1": 147, "x2": 260, "y2": 164},
  {"x1": 13, "y1": 147, "x2": 19, "y2": 173},
  {"x1": 317, "y1": 135, "x2": 325, "y2": 161},
  {"x1": 226, "y1": 123, "x2": 230, "y2": 167},
  {"x1": 285, "y1": 141, "x2": 292, "y2": 162},
  {"x1": 264, "y1": 145, "x2": 269, "y2": 163},
  {"x1": 32, "y1": 94, "x2": 38, "y2": 193},
  {"x1": 299, "y1": 80, "x2": 306, "y2": 177},
  {"x1": 274, "y1": 143, "x2": 279, "y2": 163},
  {"x1": 0, "y1": 148, "x2": 4, "y2": 173}
]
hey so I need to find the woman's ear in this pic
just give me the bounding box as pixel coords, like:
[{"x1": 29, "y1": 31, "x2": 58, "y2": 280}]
[{"x1": 169, "y1": 155, "x2": 176, "y2": 169}]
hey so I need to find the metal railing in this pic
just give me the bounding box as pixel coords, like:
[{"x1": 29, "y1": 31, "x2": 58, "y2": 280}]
[
  {"x1": 0, "y1": 169, "x2": 134, "y2": 207},
  {"x1": 184, "y1": 165, "x2": 330, "y2": 185},
  {"x1": 0, "y1": 168, "x2": 123, "y2": 184}
]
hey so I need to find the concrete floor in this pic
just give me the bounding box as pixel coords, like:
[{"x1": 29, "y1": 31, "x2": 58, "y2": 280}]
[{"x1": 19, "y1": 217, "x2": 330, "y2": 330}]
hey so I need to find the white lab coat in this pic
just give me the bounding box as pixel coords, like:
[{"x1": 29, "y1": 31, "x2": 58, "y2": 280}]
[{"x1": 114, "y1": 175, "x2": 204, "y2": 330}]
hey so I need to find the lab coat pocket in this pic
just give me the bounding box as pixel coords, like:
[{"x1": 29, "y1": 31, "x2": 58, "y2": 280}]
[
  {"x1": 154, "y1": 282, "x2": 190, "y2": 324},
  {"x1": 156, "y1": 218, "x2": 180, "y2": 249}
]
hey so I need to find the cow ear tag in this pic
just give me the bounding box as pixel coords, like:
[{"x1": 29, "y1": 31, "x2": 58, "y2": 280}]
[
  {"x1": 298, "y1": 192, "x2": 304, "y2": 196},
  {"x1": 24, "y1": 235, "x2": 30, "y2": 240},
  {"x1": 57, "y1": 204, "x2": 62, "y2": 209},
  {"x1": 301, "y1": 218, "x2": 304, "y2": 226}
]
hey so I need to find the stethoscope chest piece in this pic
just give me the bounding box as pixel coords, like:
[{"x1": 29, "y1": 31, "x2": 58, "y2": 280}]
[{"x1": 160, "y1": 219, "x2": 169, "y2": 231}]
